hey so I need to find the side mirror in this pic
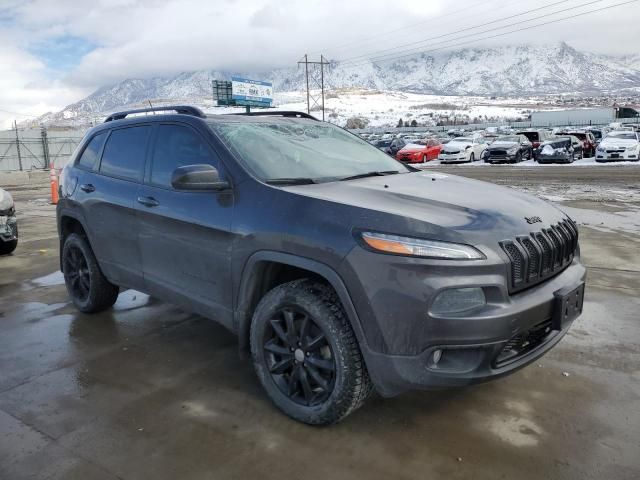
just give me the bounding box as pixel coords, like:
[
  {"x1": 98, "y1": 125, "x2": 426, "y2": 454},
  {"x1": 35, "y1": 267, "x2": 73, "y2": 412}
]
[{"x1": 171, "y1": 164, "x2": 230, "y2": 191}]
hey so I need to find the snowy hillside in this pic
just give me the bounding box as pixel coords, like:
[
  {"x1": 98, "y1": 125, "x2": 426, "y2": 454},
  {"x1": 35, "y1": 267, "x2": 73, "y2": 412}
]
[{"x1": 33, "y1": 42, "x2": 640, "y2": 127}]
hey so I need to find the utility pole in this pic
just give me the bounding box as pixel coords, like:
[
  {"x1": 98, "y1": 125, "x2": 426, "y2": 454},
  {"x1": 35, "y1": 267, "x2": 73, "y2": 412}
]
[
  {"x1": 298, "y1": 54, "x2": 330, "y2": 121},
  {"x1": 41, "y1": 126, "x2": 50, "y2": 169},
  {"x1": 13, "y1": 120, "x2": 23, "y2": 171}
]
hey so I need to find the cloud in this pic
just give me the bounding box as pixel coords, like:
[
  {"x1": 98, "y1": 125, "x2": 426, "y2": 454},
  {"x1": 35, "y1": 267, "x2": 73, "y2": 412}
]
[{"x1": 1, "y1": 0, "x2": 639, "y2": 126}]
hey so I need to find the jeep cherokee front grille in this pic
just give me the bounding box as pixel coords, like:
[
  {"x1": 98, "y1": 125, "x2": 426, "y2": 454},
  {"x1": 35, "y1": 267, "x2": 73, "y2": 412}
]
[{"x1": 500, "y1": 218, "x2": 578, "y2": 293}]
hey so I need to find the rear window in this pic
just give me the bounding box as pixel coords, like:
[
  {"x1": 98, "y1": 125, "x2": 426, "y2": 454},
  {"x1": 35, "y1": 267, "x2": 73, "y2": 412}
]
[
  {"x1": 77, "y1": 132, "x2": 107, "y2": 170},
  {"x1": 100, "y1": 126, "x2": 151, "y2": 181}
]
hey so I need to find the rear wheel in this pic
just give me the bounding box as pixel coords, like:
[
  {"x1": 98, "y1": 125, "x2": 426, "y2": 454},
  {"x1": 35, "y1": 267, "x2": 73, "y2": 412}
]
[
  {"x1": 250, "y1": 279, "x2": 372, "y2": 425},
  {"x1": 62, "y1": 233, "x2": 119, "y2": 313}
]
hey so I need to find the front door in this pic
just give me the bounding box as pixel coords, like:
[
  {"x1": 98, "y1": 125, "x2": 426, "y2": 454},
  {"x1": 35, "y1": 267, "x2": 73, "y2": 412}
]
[{"x1": 135, "y1": 122, "x2": 234, "y2": 327}]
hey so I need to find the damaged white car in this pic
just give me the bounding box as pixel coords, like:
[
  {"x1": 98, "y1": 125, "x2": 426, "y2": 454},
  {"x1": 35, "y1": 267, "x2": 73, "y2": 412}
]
[{"x1": 0, "y1": 187, "x2": 18, "y2": 255}]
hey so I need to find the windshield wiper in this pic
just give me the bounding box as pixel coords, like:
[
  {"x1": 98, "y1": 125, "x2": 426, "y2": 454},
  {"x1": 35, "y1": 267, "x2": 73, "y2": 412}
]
[
  {"x1": 266, "y1": 177, "x2": 317, "y2": 186},
  {"x1": 339, "y1": 170, "x2": 400, "y2": 182}
]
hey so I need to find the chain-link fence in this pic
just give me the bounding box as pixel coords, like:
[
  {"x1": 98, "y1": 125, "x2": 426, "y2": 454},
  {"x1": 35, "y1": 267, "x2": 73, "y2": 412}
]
[{"x1": 0, "y1": 127, "x2": 86, "y2": 172}]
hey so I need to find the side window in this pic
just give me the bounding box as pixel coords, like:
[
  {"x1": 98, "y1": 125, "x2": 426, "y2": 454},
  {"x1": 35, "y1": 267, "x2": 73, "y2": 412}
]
[
  {"x1": 150, "y1": 124, "x2": 218, "y2": 189},
  {"x1": 77, "y1": 132, "x2": 107, "y2": 170},
  {"x1": 100, "y1": 126, "x2": 151, "y2": 181}
]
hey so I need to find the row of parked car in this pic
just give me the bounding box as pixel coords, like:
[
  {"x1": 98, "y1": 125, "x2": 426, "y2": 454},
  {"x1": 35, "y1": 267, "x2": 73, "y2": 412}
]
[{"x1": 365, "y1": 125, "x2": 640, "y2": 164}]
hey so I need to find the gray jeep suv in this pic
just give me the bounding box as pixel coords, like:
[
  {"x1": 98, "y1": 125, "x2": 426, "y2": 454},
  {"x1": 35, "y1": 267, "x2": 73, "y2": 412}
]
[{"x1": 57, "y1": 106, "x2": 586, "y2": 424}]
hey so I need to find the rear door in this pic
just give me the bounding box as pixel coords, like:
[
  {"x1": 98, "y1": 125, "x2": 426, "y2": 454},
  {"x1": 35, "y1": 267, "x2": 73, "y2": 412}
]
[
  {"x1": 78, "y1": 125, "x2": 151, "y2": 288},
  {"x1": 136, "y1": 122, "x2": 234, "y2": 327}
]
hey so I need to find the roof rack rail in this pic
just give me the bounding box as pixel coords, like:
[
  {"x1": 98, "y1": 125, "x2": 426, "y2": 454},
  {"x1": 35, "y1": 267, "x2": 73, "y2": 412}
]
[
  {"x1": 228, "y1": 111, "x2": 319, "y2": 121},
  {"x1": 104, "y1": 105, "x2": 206, "y2": 123}
]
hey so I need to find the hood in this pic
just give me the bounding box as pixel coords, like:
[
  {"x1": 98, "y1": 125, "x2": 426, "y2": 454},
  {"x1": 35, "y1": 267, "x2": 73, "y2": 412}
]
[
  {"x1": 600, "y1": 137, "x2": 638, "y2": 148},
  {"x1": 443, "y1": 141, "x2": 472, "y2": 151},
  {"x1": 488, "y1": 141, "x2": 518, "y2": 149},
  {"x1": 399, "y1": 144, "x2": 426, "y2": 152},
  {"x1": 284, "y1": 171, "x2": 567, "y2": 246}
]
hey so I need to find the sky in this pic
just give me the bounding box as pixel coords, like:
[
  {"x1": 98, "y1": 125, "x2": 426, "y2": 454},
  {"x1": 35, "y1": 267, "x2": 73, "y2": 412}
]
[{"x1": 1, "y1": 0, "x2": 639, "y2": 129}]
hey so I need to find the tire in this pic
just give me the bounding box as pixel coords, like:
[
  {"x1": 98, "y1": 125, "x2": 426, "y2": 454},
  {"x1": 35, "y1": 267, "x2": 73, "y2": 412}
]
[
  {"x1": 514, "y1": 152, "x2": 522, "y2": 163},
  {"x1": 422, "y1": 154, "x2": 427, "y2": 163},
  {"x1": 250, "y1": 279, "x2": 373, "y2": 425},
  {"x1": 62, "y1": 233, "x2": 119, "y2": 313},
  {"x1": 469, "y1": 153, "x2": 475, "y2": 162},
  {"x1": 0, "y1": 239, "x2": 17, "y2": 255}
]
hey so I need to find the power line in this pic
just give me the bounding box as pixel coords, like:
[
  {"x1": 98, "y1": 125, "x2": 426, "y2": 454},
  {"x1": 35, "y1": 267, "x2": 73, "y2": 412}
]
[
  {"x1": 307, "y1": 0, "x2": 489, "y2": 57},
  {"x1": 336, "y1": 0, "x2": 574, "y2": 65},
  {"x1": 341, "y1": 0, "x2": 635, "y2": 69}
]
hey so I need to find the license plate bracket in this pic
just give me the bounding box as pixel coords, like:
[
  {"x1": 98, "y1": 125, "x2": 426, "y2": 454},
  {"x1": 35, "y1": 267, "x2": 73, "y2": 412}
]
[{"x1": 553, "y1": 282, "x2": 585, "y2": 330}]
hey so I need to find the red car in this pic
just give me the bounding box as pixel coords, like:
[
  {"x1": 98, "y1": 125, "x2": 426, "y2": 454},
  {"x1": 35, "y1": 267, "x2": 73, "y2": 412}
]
[
  {"x1": 566, "y1": 131, "x2": 597, "y2": 158},
  {"x1": 396, "y1": 139, "x2": 443, "y2": 163}
]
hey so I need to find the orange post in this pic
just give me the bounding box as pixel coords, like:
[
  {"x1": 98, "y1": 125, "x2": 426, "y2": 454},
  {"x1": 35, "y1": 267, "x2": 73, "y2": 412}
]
[{"x1": 50, "y1": 166, "x2": 59, "y2": 205}]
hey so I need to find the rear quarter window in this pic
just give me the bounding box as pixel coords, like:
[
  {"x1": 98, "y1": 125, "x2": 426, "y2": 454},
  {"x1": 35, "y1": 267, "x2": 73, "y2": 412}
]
[
  {"x1": 77, "y1": 132, "x2": 108, "y2": 170},
  {"x1": 99, "y1": 126, "x2": 151, "y2": 182}
]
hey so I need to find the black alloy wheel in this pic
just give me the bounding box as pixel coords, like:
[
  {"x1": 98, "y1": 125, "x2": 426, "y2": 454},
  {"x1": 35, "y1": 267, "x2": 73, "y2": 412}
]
[
  {"x1": 263, "y1": 307, "x2": 335, "y2": 407},
  {"x1": 64, "y1": 244, "x2": 91, "y2": 302}
]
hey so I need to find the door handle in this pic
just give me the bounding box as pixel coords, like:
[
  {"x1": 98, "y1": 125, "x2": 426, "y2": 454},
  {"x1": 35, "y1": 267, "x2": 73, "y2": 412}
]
[
  {"x1": 137, "y1": 196, "x2": 160, "y2": 207},
  {"x1": 80, "y1": 184, "x2": 95, "y2": 193}
]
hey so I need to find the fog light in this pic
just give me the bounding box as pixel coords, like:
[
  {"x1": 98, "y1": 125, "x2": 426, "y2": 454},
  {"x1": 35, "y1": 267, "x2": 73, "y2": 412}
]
[
  {"x1": 431, "y1": 287, "x2": 486, "y2": 315},
  {"x1": 432, "y1": 349, "x2": 443, "y2": 365}
]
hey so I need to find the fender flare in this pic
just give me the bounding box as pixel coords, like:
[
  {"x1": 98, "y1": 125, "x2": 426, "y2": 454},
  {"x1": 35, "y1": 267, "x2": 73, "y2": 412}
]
[
  {"x1": 234, "y1": 251, "x2": 369, "y2": 355},
  {"x1": 57, "y1": 207, "x2": 92, "y2": 270}
]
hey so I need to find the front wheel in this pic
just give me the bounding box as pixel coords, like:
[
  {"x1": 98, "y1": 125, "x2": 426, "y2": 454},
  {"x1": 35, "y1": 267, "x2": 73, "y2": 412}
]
[
  {"x1": 250, "y1": 280, "x2": 373, "y2": 425},
  {"x1": 422, "y1": 154, "x2": 427, "y2": 163},
  {"x1": 469, "y1": 153, "x2": 475, "y2": 162},
  {"x1": 62, "y1": 233, "x2": 119, "y2": 313}
]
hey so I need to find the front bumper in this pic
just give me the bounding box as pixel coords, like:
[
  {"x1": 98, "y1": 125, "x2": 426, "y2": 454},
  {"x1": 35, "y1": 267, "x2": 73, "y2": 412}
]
[
  {"x1": 537, "y1": 154, "x2": 572, "y2": 164},
  {"x1": 596, "y1": 150, "x2": 639, "y2": 161},
  {"x1": 0, "y1": 214, "x2": 18, "y2": 242},
  {"x1": 486, "y1": 153, "x2": 517, "y2": 163},
  {"x1": 439, "y1": 152, "x2": 468, "y2": 163},
  {"x1": 340, "y1": 246, "x2": 586, "y2": 396}
]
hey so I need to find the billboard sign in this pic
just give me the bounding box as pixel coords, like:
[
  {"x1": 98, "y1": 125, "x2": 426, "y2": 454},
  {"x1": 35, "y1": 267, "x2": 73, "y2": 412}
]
[{"x1": 231, "y1": 77, "x2": 273, "y2": 107}]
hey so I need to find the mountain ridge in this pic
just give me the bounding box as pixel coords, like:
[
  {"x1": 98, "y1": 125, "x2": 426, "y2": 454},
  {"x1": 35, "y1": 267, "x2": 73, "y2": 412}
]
[{"x1": 35, "y1": 42, "x2": 640, "y2": 126}]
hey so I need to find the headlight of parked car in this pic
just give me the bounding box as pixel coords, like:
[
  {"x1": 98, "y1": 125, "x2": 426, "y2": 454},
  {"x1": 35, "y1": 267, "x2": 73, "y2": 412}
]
[
  {"x1": 597, "y1": 146, "x2": 605, "y2": 152},
  {"x1": 626, "y1": 145, "x2": 638, "y2": 151},
  {"x1": 0, "y1": 189, "x2": 14, "y2": 211},
  {"x1": 361, "y1": 232, "x2": 485, "y2": 260},
  {"x1": 507, "y1": 147, "x2": 518, "y2": 154}
]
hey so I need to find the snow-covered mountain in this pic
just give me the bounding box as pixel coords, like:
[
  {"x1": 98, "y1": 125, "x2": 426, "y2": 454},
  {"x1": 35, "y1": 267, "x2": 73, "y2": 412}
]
[{"x1": 36, "y1": 42, "x2": 640, "y2": 126}]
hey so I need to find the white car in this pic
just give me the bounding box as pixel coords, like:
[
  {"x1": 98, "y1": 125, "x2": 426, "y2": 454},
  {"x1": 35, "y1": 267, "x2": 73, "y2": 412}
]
[
  {"x1": 438, "y1": 136, "x2": 487, "y2": 163},
  {"x1": 596, "y1": 131, "x2": 640, "y2": 162},
  {"x1": 0, "y1": 187, "x2": 18, "y2": 255}
]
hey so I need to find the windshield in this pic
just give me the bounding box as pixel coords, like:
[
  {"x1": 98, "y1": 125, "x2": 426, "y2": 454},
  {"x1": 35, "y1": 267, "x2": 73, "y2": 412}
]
[
  {"x1": 607, "y1": 132, "x2": 637, "y2": 140},
  {"x1": 374, "y1": 139, "x2": 392, "y2": 147},
  {"x1": 209, "y1": 120, "x2": 410, "y2": 182},
  {"x1": 495, "y1": 136, "x2": 520, "y2": 143}
]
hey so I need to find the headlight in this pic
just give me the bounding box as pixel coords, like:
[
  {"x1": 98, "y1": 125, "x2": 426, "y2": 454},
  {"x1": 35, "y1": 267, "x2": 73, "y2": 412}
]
[
  {"x1": 0, "y1": 189, "x2": 14, "y2": 211},
  {"x1": 361, "y1": 232, "x2": 485, "y2": 260},
  {"x1": 507, "y1": 147, "x2": 517, "y2": 154},
  {"x1": 597, "y1": 146, "x2": 605, "y2": 152},
  {"x1": 626, "y1": 145, "x2": 638, "y2": 151},
  {"x1": 431, "y1": 287, "x2": 486, "y2": 315}
]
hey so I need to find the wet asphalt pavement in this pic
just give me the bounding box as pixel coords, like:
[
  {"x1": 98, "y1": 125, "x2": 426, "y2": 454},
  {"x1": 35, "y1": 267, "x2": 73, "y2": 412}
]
[{"x1": 1, "y1": 167, "x2": 639, "y2": 480}]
